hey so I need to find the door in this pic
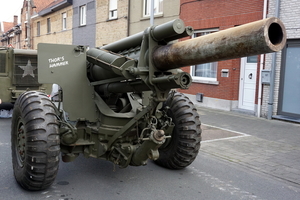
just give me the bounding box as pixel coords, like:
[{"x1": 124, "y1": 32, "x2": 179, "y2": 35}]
[
  {"x1": 278, "y1": 40, "x2": 300, "y2": 119},
  {"x1": 239, "y1": 56, "x2": 258, "y2": 110}
]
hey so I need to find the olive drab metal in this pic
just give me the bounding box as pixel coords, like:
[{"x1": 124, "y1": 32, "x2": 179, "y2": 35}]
[
  {"x1": 10, "y1": 18, "x2": 286, "y2": 190},
  {"x1": 0, "y1": 47, "x2": 50, "y2": 104}
]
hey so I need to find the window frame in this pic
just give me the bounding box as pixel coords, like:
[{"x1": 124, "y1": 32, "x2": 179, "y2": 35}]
[
  {"x1": 79, "y1": 5, "x2": 87, "y2": 26},
  {"x1": 36, "y1": 21, "x2": 40, "y2": 36},
  {"x1": 143, "y1": 0, "x2": 163, "y2": 17},
  {"x1": 190, "y1": 28, "x2": 219, "y2": 84},
  {"x1": 47, "y1": 18, "x2": 51, "y2": 34},
  {"x1": 62, "y1": 12, "x2": 67, "y2": 30},
  {"x1": 109, "y1": 0, "x2": 118, "y2": 20}
]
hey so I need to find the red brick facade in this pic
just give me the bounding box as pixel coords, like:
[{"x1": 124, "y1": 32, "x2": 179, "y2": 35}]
[{"x1": 179, "y1": 0, "x2": 264, "y2": 101}]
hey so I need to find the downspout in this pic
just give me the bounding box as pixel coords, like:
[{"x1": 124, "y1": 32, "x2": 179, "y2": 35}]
[
  {"x1": 257, "y1": 0, "x2": 268, "y2": 117},
  {"x1": 127, "y1": 0, "x2": 130, "y2": 36},
  {"x1": 150, "y1": 0, "x2": 154, "y2": 25},
  {"x1": 267, "y1": 0, "x2": 281, "y2": 119},
  {"x1": 27, "y1": 0, "x2": 31, "y2": 49}
]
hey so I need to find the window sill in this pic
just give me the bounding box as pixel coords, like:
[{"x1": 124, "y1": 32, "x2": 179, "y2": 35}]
[
  {"x1": 140, "y1": 13, "x2": 163, "y2": 21},
  {"x1": 107, "y1": 17, "x2": 118, "y2": 22},
  {"x1": 192, "y1": 79, "x2": 219, "y2": 85}
]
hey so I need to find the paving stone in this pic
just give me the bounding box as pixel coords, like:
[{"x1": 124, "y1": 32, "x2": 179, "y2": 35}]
[{"x1": 198, "y1": 107, "x2": 300, "y2": 185}]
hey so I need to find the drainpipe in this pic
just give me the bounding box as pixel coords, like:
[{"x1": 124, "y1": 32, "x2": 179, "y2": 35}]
[
  {"x1": 267, "y1": 0, "x2": 281, "y2": 120},
  {"x1": 257, "y1": 0, "x2": 268, "y2": 117},
  {"x1": 27, "y1": 0, "x2": 31, "y2": 49},
  {"x1": 127, "y1": 0, "x2": 130, "y2": 36},
  {"x1": 150, "y1": 0, "x2": 154, "y2": 26}
]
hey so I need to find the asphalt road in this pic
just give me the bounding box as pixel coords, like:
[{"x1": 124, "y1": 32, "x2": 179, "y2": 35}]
[{"x1": 1, "y1": 118, "x2": 299, "y2": 200}]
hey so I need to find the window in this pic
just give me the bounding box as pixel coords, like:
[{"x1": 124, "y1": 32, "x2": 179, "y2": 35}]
[
  {"x1": 62, "y1": 12, "x2": 67, "y2": 30},
  {"x1": 143, "y1": 0, "x2": 163, "y2": 17},
  {"x1": 37, "y1": 21, "x2": 40, "y2": 36},
  {"x1": 47, "y1": 18, "x2": 51, "y2": 33},
  {"x1": 191, "y1": 28, "x2": 219, "y2": 82},
  {"x1": 109, "y1": 0, "x2": 118, "y2": 20},
  {"x1": 25, "y1": 23, "x2": 28, "y2": 38},
  {"x1": 80, "y1": 5, "x2": 86, "y2": 26}
]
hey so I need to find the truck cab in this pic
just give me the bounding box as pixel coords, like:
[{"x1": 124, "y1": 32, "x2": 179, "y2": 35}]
[{"x1": 0, "y1": 47, "x2": 50, "y2": 106}]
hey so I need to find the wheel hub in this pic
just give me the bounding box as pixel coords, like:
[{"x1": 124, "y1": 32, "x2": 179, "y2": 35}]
[{"x1": 16, "y1": 124, "x2": 26, "y2": 167}]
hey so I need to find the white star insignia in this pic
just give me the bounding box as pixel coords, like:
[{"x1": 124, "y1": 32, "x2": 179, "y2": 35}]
[{"x1": 18, "y1": 59, "x2": 37, "y2": 78}]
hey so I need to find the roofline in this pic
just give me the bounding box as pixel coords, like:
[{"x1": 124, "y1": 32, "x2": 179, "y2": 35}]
[{"x1": 39, "y1": 0, "x2": 73, "y2": 16}]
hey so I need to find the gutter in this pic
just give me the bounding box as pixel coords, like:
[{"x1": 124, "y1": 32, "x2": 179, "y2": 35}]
[
  {"x1": 257, "y1": 0, "x2": 268, "y2": 117},
  {"x1": 127, "y1": 0, "x2": 130, "y2": 37},
  {"x1": 267, "y1": 0, "x2": 281, "y2": 120}
]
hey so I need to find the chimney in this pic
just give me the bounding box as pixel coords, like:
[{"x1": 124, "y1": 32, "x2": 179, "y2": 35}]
[{"x1": 14, "y1": 15, "x2": 18, "y2": 26}]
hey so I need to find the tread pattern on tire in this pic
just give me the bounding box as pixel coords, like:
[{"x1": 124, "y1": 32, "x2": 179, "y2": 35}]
[
  {"x1": 155, "y1": 91, "x2": 201, "y2": 169},
  {"x1": 11, "y1": 91, "x2": 60, "y2": 190}
]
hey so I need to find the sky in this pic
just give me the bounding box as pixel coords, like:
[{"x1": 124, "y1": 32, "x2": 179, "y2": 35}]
[{"x1": 0, "y1": 0, "x2": 24, "y2": 23}]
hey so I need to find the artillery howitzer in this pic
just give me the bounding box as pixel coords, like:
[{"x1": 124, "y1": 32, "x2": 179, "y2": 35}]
[{"x1": 11, "y1": 17, "x2": 286, "y2": 190}]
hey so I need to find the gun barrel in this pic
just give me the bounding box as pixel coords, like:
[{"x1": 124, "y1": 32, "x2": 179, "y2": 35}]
[
  {"x1": 102, "y1": 19, "x2": 186, "y2": 52},
  {"x1": 152, "y1": 17, "x2": 286, "y2": 71}
]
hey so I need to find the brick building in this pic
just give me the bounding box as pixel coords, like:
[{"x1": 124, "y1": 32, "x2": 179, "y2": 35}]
[
  {"x1": 20, "y1": 0, "x2": 54, "y2": 49},
  {"x1": 0, "y1": 16, "x2": 21, "y2": 48},
  {"x1": 129, "y1": 0, "x2": 179, "y2": 35},
  {"x1": 262, "y1": 0, "x2": 300, "y2": 122},
  {"x1": 31, "y1": 0, "x2": 73, "y2": 49},
  {"x1": 95, "y1": 0, "x2": 179, "y2": 47},
  {"x1": 20, "y1": 0, "x2": 125, "y2": 49},
  {"x1": 179, "y1": 0, "x2": 265, "y2": 113},
  {"x1": 95, "y1": 0, "x2": 128, "y2": 47},
  {"x1": 72, "y1": 0, "x2": 96, "y2": 47}
]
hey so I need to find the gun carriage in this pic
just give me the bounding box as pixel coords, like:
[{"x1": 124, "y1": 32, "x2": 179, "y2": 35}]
[{"x1": 10, "y1": 17, "x2": 286, "y2": 190}]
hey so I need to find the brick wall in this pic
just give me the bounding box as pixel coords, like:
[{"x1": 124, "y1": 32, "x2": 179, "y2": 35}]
[
  {"x1": 95, "y1": 0, "x2": 128, "y2": 47},
  {"x1": 20, "y1": 7, "x2": 27, "y2": 49},
  {"x1": 179, "y1": 0, "x2": 264, "y2": 101},
  {"x1": 31, "y1": 6, "x2": 73, "y2": 50},
  {"x1": 129, "y1": 0, "x2": 180, "y2": 35}
]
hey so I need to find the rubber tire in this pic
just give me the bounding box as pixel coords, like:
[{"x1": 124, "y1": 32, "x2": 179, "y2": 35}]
[
  {"x1": 155, "y1": 92, "x2": 201, "y2": 169},
  {"x1": 11, "y1": 91, "x2": 60, "y2": 190}
]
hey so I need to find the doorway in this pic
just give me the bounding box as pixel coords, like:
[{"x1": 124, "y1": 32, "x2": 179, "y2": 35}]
[
  {"x1": 277, "y1": 39, "x2": 300, "y2": 120},
  {"x1": 239, "y1": 56, "x2": 258, "y2": 110}
]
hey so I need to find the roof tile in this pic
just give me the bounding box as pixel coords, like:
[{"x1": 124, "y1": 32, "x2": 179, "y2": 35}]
[{"x1": 3, "y1": 22, "x2": 14, "y2": 32}]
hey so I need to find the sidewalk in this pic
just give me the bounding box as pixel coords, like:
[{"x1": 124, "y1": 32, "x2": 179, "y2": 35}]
[{"x1": 196, "y1": 106, "x2": 300, "y2": 186}]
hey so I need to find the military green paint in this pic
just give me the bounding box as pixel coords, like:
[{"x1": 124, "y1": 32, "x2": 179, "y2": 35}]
[
  {"x1": 36, "y1": 18, "x2": 286, "y2": 169},
  {"x1": 0, "y1": 47, "x2": 50, "y2": 103},
  {"x1": 38, "y1": 43, "x2": 97, "y2": 121}
]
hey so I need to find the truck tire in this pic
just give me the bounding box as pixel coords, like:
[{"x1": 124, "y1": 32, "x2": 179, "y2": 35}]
[
  {"x1": 11, "y1": 91, "x2": 60, "y2": 190},
  {"x1": 155, "y1": 91, "x2": 201, "y2": 169}
]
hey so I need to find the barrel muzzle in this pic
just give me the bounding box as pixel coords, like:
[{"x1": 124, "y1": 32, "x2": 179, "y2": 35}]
[{"x1": 152, "y1": 17, "x2": 286, "y2": 71}]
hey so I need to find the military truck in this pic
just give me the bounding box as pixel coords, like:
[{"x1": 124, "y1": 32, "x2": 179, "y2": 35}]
[
  {"x1": 0, "y1": 47, "x2": 50, "y2": 110},
  {"x1": 10, "y1": 18, "x2": 286, "y2": 190}
]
